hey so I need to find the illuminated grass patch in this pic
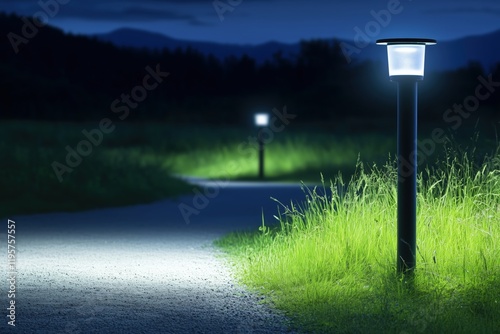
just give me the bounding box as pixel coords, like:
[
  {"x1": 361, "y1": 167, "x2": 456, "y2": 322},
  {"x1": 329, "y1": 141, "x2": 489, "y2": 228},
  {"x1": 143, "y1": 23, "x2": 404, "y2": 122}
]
[
  {"x1": 216, "y1": 148, "x2": 500, "y2": 333},
  {"x1": 170, "y1": 132, "x2": 394, "y2": 182}
]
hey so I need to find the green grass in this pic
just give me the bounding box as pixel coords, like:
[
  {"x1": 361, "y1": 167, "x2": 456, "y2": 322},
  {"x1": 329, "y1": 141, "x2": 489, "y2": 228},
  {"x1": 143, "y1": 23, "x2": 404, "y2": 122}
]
[
  {"x1": 169, "y1": 131, "x2": 395, "y2": 182},
  {"x1": 215, "y1": 146, "x2": 500, "y2": 333},
  {"x1": 1, "y1": 120, "x2": 396, "y2": 217},
  {"x1": 0, "y1": 121, "x2": 193, "y2": 218}
]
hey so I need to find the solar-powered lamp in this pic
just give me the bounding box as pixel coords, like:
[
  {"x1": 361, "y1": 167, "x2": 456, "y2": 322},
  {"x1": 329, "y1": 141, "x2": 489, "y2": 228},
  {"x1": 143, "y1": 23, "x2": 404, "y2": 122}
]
[
  {"x1": 254, "y1": 113, "x2": 269, "y2": 179},
  {"x1": 376, "y1": 38, "x2": 436, "y2": 276},
  {"x1": 377, "y1": 38, "x2": 436, "y2": 79}
]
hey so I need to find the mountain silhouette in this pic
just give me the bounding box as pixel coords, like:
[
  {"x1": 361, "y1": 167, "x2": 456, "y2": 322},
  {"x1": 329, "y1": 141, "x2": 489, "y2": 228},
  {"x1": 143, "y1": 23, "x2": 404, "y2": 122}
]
[
  {"x1": 95, "y1": 28, "x2": 500, "y2": 72},
  {"x1": 93, "y1": 28, "x2": 300, "y2": 64}
]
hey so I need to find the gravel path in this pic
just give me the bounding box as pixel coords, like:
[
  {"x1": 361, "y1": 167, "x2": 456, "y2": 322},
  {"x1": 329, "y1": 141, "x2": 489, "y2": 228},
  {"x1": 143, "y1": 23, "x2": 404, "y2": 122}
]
[{"x1": 2, "y1": 179, "x2": 310, "y2": 333}]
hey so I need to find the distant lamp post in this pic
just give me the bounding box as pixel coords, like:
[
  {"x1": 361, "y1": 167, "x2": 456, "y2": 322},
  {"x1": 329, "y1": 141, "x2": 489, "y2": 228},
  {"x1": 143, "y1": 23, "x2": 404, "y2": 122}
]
[
  {"x1": 254, "y1": 113, "x2": 269, "y2": 179},
  {"x1": 376, "y1": 38, "x2": 436, "y2": 276}
]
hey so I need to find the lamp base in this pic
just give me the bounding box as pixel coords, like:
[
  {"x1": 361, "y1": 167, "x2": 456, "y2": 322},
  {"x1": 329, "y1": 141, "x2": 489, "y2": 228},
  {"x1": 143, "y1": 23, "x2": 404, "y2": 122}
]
[{"x1": 390, "y1": 75, "x2": 423, "y2": 82}]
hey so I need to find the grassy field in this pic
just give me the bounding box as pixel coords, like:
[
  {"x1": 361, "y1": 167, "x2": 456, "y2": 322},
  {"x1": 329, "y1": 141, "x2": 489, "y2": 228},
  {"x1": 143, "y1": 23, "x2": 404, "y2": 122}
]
[
  {"x1": 2, "y1": 118, "x2": 496, "y2": 218},
  {"x1": 216, "y1": 145, "x2": 500, "y2": 333},
  {"x1": 0, "y1": 121, "x2": 193, "y2": 218},
  {"x1": 0, "y1": 120, "x2": 396, "y2": 218}
]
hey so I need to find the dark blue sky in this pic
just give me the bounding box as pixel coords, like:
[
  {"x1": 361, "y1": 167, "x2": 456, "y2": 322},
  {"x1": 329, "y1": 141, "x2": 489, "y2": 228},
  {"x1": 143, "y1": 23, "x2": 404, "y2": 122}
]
[{"x1": 1, "y1": 0, "x2": 500, "y2": 44}]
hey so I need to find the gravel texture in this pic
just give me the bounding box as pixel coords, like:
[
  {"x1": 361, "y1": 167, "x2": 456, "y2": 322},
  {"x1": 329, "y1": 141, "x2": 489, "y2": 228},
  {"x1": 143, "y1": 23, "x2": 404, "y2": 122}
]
[{"x1": 1, "y1": 179, "x2": 310, "y2": 333}]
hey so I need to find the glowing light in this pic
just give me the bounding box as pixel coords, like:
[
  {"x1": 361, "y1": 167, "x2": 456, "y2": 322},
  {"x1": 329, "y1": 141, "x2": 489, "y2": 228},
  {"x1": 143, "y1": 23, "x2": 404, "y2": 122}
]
[
  {"x1": 376, "y1": 38, "x2": 436, "y2": 78},
  {"x1": 387, "y1": 44, "x2": 425, "y2": 76},
  {"x1": 254, "y1": 113, "x2": 269, "y2": 126}
]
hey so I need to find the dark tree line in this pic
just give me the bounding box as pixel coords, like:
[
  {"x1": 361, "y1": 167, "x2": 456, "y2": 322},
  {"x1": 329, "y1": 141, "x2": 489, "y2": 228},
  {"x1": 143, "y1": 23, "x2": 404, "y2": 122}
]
[{"x1": 0, "y1": 12, "x2": 499, "y2": 125}]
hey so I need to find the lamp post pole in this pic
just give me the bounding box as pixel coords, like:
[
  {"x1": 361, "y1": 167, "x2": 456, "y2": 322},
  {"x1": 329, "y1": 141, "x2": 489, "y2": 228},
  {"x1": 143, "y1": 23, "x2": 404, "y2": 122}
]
[
  {"x1": 254, "y1": 113, "x2": 269, "y2": 180},
  {"x1": 376, "y1": 38, "x2": 436, "y2": 276},
  {"x1": 396, "y1": 77, "x2": 418, "y2": 274},
  {"x1": 258, "y1": 131, "x2": 264, "y2": 179}
]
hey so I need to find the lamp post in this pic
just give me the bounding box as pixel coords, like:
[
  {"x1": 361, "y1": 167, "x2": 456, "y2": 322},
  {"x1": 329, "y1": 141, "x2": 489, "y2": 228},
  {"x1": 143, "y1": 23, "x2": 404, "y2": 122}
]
[
  {"x1": 254, "y1": 113, "x2": 270, "y2": 179},
  {"x1": 376, "y1": 38, "x2": 436, "y2": 276}
]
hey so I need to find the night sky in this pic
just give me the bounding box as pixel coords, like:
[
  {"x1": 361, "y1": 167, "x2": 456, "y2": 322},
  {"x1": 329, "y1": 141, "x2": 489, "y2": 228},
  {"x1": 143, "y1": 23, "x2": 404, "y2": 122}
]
[{"x1": 1, "y1": 0, "x2": 500, "y2": 44}]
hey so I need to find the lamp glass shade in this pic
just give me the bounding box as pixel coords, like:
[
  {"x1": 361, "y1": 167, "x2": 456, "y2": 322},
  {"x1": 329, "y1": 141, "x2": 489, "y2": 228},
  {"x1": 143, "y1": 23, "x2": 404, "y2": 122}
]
[
  {"x1": 386, "y1": 44, "x2": 426, "y2": 77},
  {"x1": 255, "y1": 113, "x2": 269, "y2": 126}
]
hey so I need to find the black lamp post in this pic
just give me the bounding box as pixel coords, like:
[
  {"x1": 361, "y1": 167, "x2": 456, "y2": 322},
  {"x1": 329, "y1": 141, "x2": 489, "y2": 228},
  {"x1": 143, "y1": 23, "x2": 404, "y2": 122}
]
[
  {"x1": 254, "y1": 113, "x2": 270, "y2": 179},
  {"x1": 376, "y1": 38, "x2": 436, "y2": 275}
]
